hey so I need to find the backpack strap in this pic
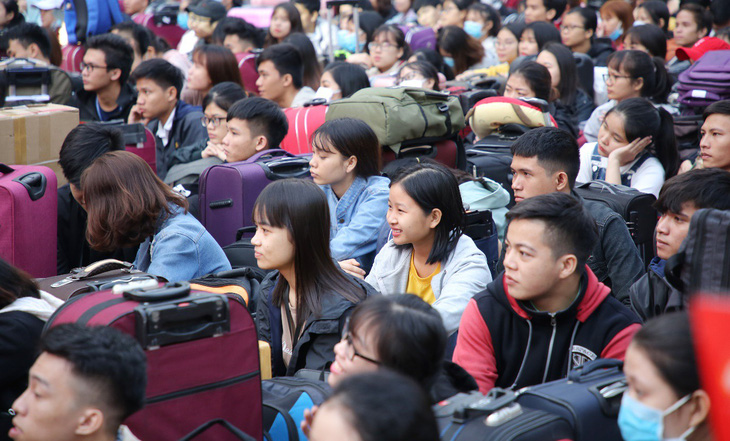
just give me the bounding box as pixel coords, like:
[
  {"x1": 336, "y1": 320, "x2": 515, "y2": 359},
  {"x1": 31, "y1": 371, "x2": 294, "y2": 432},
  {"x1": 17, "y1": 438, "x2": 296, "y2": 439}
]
[
  {"x1": 590, "y1": 144, "x2": 606, "y2": 181},
  {"x1": 621, "y1": 153, "x2": 651, "y2": 186}
]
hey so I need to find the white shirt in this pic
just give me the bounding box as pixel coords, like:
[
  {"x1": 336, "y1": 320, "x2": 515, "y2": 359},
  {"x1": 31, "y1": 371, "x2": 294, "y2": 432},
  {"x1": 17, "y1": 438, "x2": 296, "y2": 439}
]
[
  {"x1": 577, "y1": 142, "x2": 666, "y2": 197},
  {"x1": 156, "y1": 107, "x2": 176, "y2": 147}
]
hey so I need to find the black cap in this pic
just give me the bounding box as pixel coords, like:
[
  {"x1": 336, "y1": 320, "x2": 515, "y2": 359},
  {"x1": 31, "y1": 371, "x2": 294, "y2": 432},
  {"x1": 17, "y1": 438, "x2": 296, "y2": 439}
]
[{"x1": 186, "y1": 0, "x2": 227, "y2": 21}]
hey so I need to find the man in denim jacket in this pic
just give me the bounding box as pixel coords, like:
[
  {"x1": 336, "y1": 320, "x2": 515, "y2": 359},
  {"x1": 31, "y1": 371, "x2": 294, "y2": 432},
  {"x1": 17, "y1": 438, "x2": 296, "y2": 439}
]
[{"x1": 505, "y1": 127, "x2": 644, "y2": 304}]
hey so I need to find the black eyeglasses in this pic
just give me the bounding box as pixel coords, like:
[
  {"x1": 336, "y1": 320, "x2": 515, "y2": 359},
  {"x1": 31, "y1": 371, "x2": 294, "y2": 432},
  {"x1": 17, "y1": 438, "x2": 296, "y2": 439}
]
[
  {"x1": 80, "y1": 62, "x2": 110, "y2": 73},
  {"x1": 342, "y1": 317, "x2": 381, "y2": 365},
  {"x1": 201, "y1": 116, "x2": 227, "y2": 128}
]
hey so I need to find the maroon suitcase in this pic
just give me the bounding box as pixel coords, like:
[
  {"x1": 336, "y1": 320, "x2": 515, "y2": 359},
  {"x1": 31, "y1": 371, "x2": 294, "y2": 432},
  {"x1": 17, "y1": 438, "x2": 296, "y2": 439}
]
[
  {"x1": 0, "y1": 163, "x2": 57, "y2": 277},
  {"x1": 46, "y1": 282, "x2": 263, "y2": 441},
  {"x1": 199, "y1": 149, "x2": 311, "y2": 247}
]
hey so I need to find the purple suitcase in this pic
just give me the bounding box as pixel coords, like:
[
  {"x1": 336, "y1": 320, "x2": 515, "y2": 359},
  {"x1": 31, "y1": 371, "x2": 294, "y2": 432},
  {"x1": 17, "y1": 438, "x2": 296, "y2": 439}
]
[
  {"x1": 199, "y1": 150, "x2": 311, "y2": 247},
  {"x1": 677, "y1": 50, "x2": 730, "y2": 108},
  {"x1": 0, "y1": 163, "x2": 57, "y2": 277}
]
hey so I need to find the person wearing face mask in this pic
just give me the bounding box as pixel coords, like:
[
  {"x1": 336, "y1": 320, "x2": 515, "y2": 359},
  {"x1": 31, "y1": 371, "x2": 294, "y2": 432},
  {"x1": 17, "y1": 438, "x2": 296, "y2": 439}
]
[
  {"x1": 598, "y1": 0, "x2": 634, "y2": 48},
  {"x1": 396, "y1": 60, "x2": 439, "y2": 90},
  {"x1": 620, "y1": 312, "x2": 712, "y2": 441},
  {"x1": 437, "y1": 25, "x2": 484, "y2": 76},
  {"x1": 337, "y1": 10, "x2": 383, "y2": 55},
  {"x1": 315, "y1": 61, "x2": 370, "y2": 102},
  {"x1": 464, "y1": 3, "x2": 500, "y2": 67}
]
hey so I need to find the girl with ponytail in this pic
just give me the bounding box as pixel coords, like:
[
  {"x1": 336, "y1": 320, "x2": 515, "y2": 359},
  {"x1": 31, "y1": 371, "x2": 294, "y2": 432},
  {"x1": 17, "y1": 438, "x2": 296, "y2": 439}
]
[
  {"x1": 583, "y1": 50, "x2": 674, "y2": 143},
  {"x1": 577, "y1": 97, "x2": 679, "y2": 197}
]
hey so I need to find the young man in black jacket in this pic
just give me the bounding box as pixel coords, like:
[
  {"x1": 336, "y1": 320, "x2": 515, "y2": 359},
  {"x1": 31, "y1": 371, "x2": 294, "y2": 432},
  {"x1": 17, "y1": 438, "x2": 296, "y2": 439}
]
[
  {"x1": 67, "y1": 34, "x2": 136, "y2": 122},
  {"x1": 128, "y1": 58, "x2": 207, "y2": 180},
  {"x1": 629, "y1": 168, "x2": 730, "y2": 320},
  {"x1": 503, "y1": 127, "x2": 645, "y2": 304},
  {"x1": 454, "y1": 193, "x2": 641, "y2": 393}
]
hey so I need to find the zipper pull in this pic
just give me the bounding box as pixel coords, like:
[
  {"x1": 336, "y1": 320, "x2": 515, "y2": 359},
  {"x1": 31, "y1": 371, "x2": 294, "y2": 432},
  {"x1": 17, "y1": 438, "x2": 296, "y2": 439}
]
[{"x1": 550, "y1": 314, "x2": 556, "y2": 327}]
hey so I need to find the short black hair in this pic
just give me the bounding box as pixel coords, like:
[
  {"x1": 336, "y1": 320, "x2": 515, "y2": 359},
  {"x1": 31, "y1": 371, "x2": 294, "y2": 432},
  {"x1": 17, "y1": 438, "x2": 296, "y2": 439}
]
[
  {"x1": 256, "y1": 43, "x2": 304, "y2": 89},
  {"x1": 413, "y1": 0, "x2": 439, "y2": 12},
  {"x1": 6, "y1": 23, "x2": 51, "y2": 60},
  {"x1": 566, "y1": 7, "x2": 597, "y2": 34},
  {"x1": 227, "y1": 97, "x2": 288, "y2": 148},
  {"x1": 85, "y1": 33, "x2": 135, "y2": 85},
  {"x1": 654, "y1": 168, "x2": 730, "y2": 214},
  {"x1": 292, "y1": 0, "x2": 320, "y2": 13},
  {"x1": 510, "y1": 61, "x2": 553, "y2": 102},
  {"x1": 541, "y1": 0, "x2": 567, "y2": 20},
  {"x1": 523, "y1": 21, "x2": 562, "y2": 52},
  {"x1": 216, "y1": 16, "x2": 265, "y2": 48},
  {"x1": 111, "y1": 21, "x2": 151, "y2": 58},
  {"x1": 312, "y1": 118, "x2": 381, "y2": 178},
  {"x1": 506, "y1": 192, "x2": 598, "y2": 268},
  {"x1": 323, "y1": 61, "x2": 370, "y2": 98},
  {"x1": 711, "y1": 0, "x2": 730, "y2": 27},
  {"x1": 40, "y1": 324, "x2": 147, "y2": 435},
  {"x1": 703, "y1": 99, "x2": 730, "y2": 120},
  {"x1": 202, "y1": 81, "x2": 248, "y2": 112},
  {"x1": 467, "y1": 2, "x2": 501, "y2": 37},
  {"x1": 636, "y1": 1, "x2": 670, "y2": 32},
  {"x1": 390, "y1": 162, "x2": 465, "y2": 264},
  {"x1": 130, "y1": 58, "x2": 185, "y2": 99},
  {"x1": 510, "y1": 127, "x2": 580, "y2": 189},
  {"x1": 58, "y1": 123, "x2": 125, "y2": 187},
  {"x1": 624, "y1": 23, "x2": 667, "y2": 59},
  {"x1": 326, "y1": 371, "x2": 439, "y2": 441}
]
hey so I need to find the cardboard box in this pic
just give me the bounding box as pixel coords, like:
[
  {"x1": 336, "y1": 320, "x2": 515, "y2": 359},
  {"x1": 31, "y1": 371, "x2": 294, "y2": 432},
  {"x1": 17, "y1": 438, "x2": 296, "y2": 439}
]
[{"x1": 0, "y1": 103, "x2": 79, "y2": 187}]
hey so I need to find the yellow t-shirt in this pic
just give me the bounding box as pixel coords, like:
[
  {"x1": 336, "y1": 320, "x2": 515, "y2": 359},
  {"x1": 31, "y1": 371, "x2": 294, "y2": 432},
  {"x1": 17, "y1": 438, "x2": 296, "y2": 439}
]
[{"x1": 405, "y1": 254, "x2": 441, "y2": 305}]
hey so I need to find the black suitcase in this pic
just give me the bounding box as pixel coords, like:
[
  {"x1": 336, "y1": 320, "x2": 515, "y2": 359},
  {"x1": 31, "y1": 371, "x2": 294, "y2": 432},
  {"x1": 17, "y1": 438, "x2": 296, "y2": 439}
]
[
  {"x1": 515, "y1": 359, "x2": 626, "y2": 441},
  {"x1": 574, "y1": 180, "x2": 658, "y2": 265},
  {"x1": 434, "y1": 390, "x2": 573, "y2": 441},
  {"x1": 222, "y1": 226, "x2": 273, "y2": 275}
]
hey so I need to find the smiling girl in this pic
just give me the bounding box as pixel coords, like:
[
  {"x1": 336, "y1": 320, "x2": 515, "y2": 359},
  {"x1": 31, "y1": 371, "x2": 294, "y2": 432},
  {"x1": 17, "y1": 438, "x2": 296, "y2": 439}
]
[{"x1": 364, "y1": 163, "x2": 491, "y2": 335}]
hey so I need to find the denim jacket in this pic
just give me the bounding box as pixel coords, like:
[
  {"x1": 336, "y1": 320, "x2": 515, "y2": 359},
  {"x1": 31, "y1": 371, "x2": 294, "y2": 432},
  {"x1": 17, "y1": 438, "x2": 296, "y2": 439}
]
[
  {"x1": 322, "y1": 176, "x2": 390, "y2": 269},
  {"x1": 133, "y1": 205, "x2": 231, "y2": 282}
]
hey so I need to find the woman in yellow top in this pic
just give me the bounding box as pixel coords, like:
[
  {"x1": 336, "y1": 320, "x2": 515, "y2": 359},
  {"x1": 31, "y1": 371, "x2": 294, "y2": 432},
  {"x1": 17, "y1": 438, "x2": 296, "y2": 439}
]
[{"x1": 364, "y1": 163, "x2": 492, "y2": 335}]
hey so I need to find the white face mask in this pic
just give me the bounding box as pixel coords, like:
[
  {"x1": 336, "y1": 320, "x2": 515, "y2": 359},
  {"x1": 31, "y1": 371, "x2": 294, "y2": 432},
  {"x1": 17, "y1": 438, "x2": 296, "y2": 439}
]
[
  {"x1": 399, "y1": 79, "x2": 426, "y2": 88},
  {"x1": 633, "y1": 20, "x2": 647, "y2": 26},
  {"x1": 314, "y1": 86, "x2": 340, "y2": 101}
]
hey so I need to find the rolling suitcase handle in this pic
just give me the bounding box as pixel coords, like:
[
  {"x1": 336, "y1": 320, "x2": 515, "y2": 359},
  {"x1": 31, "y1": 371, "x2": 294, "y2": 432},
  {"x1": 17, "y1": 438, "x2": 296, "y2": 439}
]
[
  {"x1": 50, "y1": 259, "x2": 135, "y2": 288},
  {"x1": 123, "y1": 282, "x2": 192, "y2": 302},
  {"x1": 0, "y1": 163, "x2": 49, "y2": 201},
  {"x1": 259, "y1": 156, "x2": 312, "y2": 180},
  {"x1": 567, "y1": 358, "x2": 623, "y2": 383},
  {"x1": 179, "y1": 418, "x2": 257, "y2": 441}
]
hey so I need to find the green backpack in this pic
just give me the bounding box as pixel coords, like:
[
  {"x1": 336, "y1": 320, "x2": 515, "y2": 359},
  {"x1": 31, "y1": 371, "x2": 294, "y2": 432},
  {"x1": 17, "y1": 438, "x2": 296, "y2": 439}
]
[{"x1": 326, "y1": 87, "x2": 465, "y2": 153}]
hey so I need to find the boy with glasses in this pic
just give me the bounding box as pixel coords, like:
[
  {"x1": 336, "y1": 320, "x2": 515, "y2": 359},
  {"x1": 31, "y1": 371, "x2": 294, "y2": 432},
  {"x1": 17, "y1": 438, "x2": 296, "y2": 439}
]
[
  {"x1": 68, "y1": 34, "x2": 136, "y2": 122},
  {"x1": 560, "y1": 7, "x2": 614, "y2": 67},
  {"x1": 128, "y1": 58, "x2": 206, "y2": 179}
]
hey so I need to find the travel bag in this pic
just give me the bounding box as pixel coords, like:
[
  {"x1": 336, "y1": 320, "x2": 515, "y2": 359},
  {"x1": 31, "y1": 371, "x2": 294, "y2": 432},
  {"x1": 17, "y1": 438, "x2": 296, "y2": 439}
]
[
  {"x1": 677, "y1": 50, "x2": 730, "y2": 109},
  {"x1": 199, "y1": 149, "x2": 311, "y2": 247},
  {"x1": 46, "y1": 281, "x2": 263, "y2": 441},
  {"x1": 0, "y1": 58, "x2": 51, "y2": 106},
  {"x1": 64, "y1": 0, "x2": 125, "y2": 45},
  {"x1": 574, "y1": 180, "x2": 657, "y2": 265},
  {"x1": 666, "y1": 208, "x2": 730, "y2": 295},
  {"x1": 0, "y1": 163, "x2": 57, "y2": 278},
  {"x1": 515, "y1": 359, "x2": 626, "y2": 441},
  {"x1": 222, "y1": 226, "x2": 272, "y2": 275},
  {"x1": 326, "y1": 87, "x2": 465, "y2": 153},
  {"x1": 180, "y1": 419, "x2": 257, "y2": 441},
  {"x1": 189, "y1": 266, "x2": 266, "y2": 314},
  {"x1": 262, "y1": 377, "x2": 332, "y2": 441},
  {"x1": 280, "y1": 101, "x2": 328, "y2": 155},
  {"x1": 101, "y1": 121, "x2": 158, "y2": 173},
  {"x1": 399, "y1": 25, "x2": 437, "y2": 51},
  {"x1": 37, "y1": 259, "x2": 164, "y2": 301},
  {"x1": 381, "y1": 136, "x2": 466, "y2": 170},
  {"x1": 434, "y1": 390, "x2": 574, "y2": 441}
]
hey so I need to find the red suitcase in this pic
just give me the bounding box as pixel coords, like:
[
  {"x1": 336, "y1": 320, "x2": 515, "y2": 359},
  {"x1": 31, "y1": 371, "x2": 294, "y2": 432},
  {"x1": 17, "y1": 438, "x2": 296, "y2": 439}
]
[
  {"x1": 46, "y1": 281, "x2": 263, "y2": 441},
  {"x1": 280, "y1": 103, "x2": 328, "y2": 155},
  {"x1": 0, "y1": 163, "x2": 57, "y2": 277}
]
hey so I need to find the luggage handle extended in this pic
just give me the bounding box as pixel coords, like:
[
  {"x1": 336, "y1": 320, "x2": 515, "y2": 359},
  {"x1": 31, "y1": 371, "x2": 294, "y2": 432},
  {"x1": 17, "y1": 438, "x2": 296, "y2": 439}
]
[
  {"x1": 179, "y1": 418, "x2": 256, "y2": 441},
  {"x1": 123, "y1": 282, "x2": 192, "y2": 302}
]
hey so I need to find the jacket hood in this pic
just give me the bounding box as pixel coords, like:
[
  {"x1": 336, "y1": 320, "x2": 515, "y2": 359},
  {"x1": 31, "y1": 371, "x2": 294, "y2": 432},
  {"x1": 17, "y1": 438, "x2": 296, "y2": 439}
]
[
  {"x1": 492, "y1": 266, "x2": 611, "y2": 323},
  {"x1": 459, "y1": 179, "x2": 511, "y2": 211},
  {"x1": 175, "y1": 100, "x2": 202, "y2": 121},
  {"x1": 589, "y1": 39, "x2": 614, "y2": 56}
]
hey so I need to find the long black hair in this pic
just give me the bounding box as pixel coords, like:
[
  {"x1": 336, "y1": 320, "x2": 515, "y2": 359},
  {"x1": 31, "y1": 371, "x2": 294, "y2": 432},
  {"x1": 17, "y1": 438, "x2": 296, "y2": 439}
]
[
  {"x1": 509, "y1": 60, "x2": 553, "y2": 102},
  {"x1": 311, "y1": 118, "x2": 381, "y2": 178},
  {"x1": 390, "y1": 162, "x2": 465, "y2": 264},
  {"x1": 202, "y1": 81, "x2": 248, "y2": 112},
  {"x1": 540, "y1": 42, "x2": 578, "y2": 105},
  {"x1": 606, "y1": 50, "x2": 672, "y2": 104},
  {"x1": 253, "y1": 179, "x2": 365, "y2": 328},
  {"x1": 323, "y1": 61, "x2": 370, "y2": 98},
  {"x1": 606, "y1": 97, "x2": 679, "y2": 177},
  {"x1": 624, "y1": 24, "x2": 667, "y2": 59}
]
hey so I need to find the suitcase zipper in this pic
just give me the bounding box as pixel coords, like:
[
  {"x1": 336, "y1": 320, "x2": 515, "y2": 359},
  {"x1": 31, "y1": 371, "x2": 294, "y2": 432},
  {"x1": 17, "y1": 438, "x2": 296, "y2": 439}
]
[
  {"x1": 146, "y1": 370, "x2": 260, "y2": 405},
  {"x1": 690, "y1": 210, "x2": 708, "y2": 292},
  {"x1": 491, "y1": 412, "x2": 567, "y2": 440}
]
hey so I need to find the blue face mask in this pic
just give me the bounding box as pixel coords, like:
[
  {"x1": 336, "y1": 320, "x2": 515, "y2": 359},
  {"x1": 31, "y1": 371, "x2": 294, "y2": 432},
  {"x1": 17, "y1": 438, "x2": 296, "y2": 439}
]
[
  {"x1": 618, "y1": 393, "x2": 695, "y2": 441},
  {"x1": 464, "y1": 20, "x2": 483, "y2": 40},
  {"x1": 609, "y1": 25, "x2": 623, "y2": 41},
  {"x1": 337, "y1": 29, "x2": 361, "y2": 53},
  {"x1": 177, "y1": 12, "x2": 189, "y2": 30},
  {"x1": 443, "y1": 56, "x2": 455, "y2": 68}
]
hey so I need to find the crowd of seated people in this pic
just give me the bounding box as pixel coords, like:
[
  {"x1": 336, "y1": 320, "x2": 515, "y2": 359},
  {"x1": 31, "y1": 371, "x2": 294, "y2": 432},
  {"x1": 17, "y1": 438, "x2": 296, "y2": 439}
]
[{"x1": 2, "y1": 0, "x2": 730, "y2": 439}]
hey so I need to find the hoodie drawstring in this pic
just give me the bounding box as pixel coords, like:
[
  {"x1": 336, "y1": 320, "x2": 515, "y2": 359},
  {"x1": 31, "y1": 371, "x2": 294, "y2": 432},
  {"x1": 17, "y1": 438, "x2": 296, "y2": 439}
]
[
  {"x1": 565, "y1": 321, "x2": 581, "y2": 376},
  {"x1": 510, "y1": 320, "x2": 533, "y2": 390}
]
